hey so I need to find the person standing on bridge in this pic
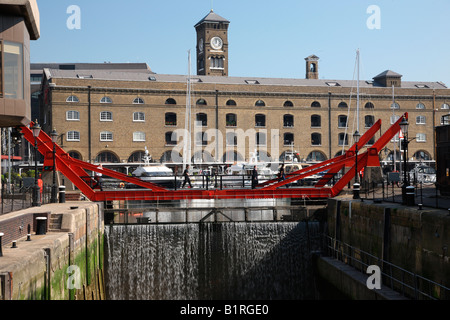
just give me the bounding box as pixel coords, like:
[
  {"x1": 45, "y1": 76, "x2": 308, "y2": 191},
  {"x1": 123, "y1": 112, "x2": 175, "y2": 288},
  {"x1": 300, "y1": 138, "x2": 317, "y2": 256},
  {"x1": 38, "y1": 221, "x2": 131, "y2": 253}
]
[
  {"x1": 182, "y1": 164, "x2": 192, "y2": 188},
  {"x1": 251, "y1": 166, "x2": 258, "y2": 189}
]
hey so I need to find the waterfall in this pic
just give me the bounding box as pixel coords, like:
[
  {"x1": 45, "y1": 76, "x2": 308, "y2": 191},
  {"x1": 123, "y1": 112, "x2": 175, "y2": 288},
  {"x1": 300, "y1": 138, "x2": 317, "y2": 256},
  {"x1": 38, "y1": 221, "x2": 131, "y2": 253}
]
[{"x1": 104, "y1": 221, "x2": 321, "y2": 300}]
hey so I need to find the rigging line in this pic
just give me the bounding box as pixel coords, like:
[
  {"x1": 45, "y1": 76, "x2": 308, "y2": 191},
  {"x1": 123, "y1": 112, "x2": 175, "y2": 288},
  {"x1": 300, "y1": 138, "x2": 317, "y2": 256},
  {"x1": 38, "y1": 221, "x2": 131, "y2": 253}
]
[{"x1": 344, "y1": 50, "x2": 358, "y2": 154}]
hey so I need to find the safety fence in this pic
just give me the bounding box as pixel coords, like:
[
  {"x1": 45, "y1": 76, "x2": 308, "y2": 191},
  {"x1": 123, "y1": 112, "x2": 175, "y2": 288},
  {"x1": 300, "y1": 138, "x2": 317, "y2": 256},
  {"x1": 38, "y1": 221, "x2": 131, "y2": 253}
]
[{"x1": 324, "y1": 235, "x2": 450, "y2": 300}]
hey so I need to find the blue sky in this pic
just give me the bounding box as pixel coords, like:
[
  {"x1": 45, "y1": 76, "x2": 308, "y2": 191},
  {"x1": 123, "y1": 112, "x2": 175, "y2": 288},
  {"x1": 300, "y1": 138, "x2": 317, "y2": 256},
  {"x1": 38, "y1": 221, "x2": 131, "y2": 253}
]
[{"x1": 31, "y1": 0, "x2": 450, "y2": 85}]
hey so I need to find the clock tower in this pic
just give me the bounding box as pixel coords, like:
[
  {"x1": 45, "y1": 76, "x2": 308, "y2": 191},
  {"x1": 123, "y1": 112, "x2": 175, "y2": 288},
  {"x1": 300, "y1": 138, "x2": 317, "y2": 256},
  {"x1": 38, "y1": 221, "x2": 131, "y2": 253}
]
[{"x1": 195, "y1": 10, "x2": 230, "y2": 76}]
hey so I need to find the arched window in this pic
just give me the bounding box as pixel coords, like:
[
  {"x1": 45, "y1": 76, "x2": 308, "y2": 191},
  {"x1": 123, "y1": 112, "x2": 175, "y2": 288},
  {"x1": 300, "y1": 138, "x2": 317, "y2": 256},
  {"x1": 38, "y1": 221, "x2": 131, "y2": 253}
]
[
  {"x1": 128, "y1": 151, "x2": 146, "y2": 163},
  {"x1": 68, "y1": 151, "x2": 82, "y2": 160},
  {"x1": 67, "y1": 131, "x2": 80, "y2": 141},
  {"x1": 133, "y1": 97, "x2": 144, "y2": 104},
  {"x1": 311, "y1": 101, "x2": 321, "y2": 108},
  {"x1": 391, "y1": 102, "x2": 400, "y2": 109},
  {"x1": 364, "y1": 102, "x2": 374, "y2": 109},
  {"x1": 100, "y1": 131, "x2": 113, "y2": 141},
  {"x1": 283, "y1": 100, "x2": 294, "y2": 107},
  {"x1": 100, "y1": 96, "x2": 112, "y2": 104},
  {"x1": 365, "y1": 115, "x2": 375, "y2": 128},
  {"x1": 416, "y1": 103, "x2": 425, "y2": 109},
  {"x1": 311, "y1": 115, "x2": 321, "y2": 127},
  {"x1": 192, "y1": 151, "x2": 214, "y2": 163},
  {"x1": 95, "y1": 151, "x2": 119, "y2": 163},
  {"x1": 226, "y1": 113, "x2": 237, "y2": 127},
  {"x1": 210, "y1": 56, "x2": 224, "y2": 69},
  {"x1": 256, "y1": 132, "x2": 266, "y2": 146},
  {"x1": 284, "y1": 133, "x2": 294, "y2": 146},
  {"x1": 165, "y1": 131, "x2": 177, "y2": 145},
  {"x1": 338, "y1": 115, "x2": 348, "y2": 128},
  {"x1": 311, "y1": 133, "x2": 321, "y2": 146},
  {"x1": 100, "y1": 111, "x2": 113, "y2": 121},
  {"x1": 441, "y1": 103, "x2": 449, "y2": 110},
  {"x1": 196, "y1": 113, "x2": 207, "y2": 126},
  {"x1": 165, "y1": 112, "x2": 177, "y2": 126},
  {"x1": 222, "y1": 151, "x2": 244, "y2": 163},
  {"x1": 307, "y1": 151, "x2": 326, "y2": 162},
  {"x1": 413, "y1": 150, "x2": 431, "y2": 161},
  {"x1": 226, "y1": 99, "x2": 237, "y2": 106},
  {"x1": 160, "y1": 150, "x2": 182, "y2": 163},
  {"x1": 133, "y1": 112, "x2": 145, "y2": 122},
  {"x1": 310, "y1": 63, "x2": 316, "y2": 72},
  {"x1": 255, "y1": 114, "x2": 266, "y2": 127},
  {"x1": 66, "y1": 110, "x2": 80, "y2": 121},
  {"x1": 133, "y1": 131, "x2": 146, "y2": 142},
  {"x1": 165, "y1": 98, "x2": 177, "y2": 105},
  {"x1": 283, "y1": 114, "x2": 294, "y2": 127},
  {"x1": 196, "y1": 98, "x2": 207, "y2": 106},
  {"x1": 255, "y1": 100, "x2": 266, "y2": 107},
  {"x1": 338, "y1": 102, "x2": 348, "y2": 108},
  {"x1": 66, "y1": 95, "x2": 79, "y2": 103}
]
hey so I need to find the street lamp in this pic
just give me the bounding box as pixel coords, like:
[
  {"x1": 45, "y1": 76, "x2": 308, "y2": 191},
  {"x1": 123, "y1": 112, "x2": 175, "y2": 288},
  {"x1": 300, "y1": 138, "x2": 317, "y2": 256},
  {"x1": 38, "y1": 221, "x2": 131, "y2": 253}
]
[
  {"x1": 353, "y1": 130, "x2": 361, "y2": 199},
  {"x1": 50, "y1": 129, "x2": 58, "y2": 203},
  {"x1": 31, "y1": 121, "x2": 41, "y2": 207},
  {"x1": 399, "y1": 116, "x2": 409, "y2": 204}
]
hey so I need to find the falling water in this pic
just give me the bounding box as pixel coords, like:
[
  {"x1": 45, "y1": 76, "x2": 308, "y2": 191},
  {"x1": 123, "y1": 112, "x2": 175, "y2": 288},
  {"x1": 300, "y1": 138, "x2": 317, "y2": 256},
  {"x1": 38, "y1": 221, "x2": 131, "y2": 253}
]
[{"x1": 104, "y1": 221, "x2": 321, "y2": 300}]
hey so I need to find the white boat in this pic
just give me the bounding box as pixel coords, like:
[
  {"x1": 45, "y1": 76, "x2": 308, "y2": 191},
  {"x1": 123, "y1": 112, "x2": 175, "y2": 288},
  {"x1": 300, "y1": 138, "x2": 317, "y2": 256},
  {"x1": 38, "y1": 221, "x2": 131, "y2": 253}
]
[
  {"x1": 224, "y1": 151, "x2": 277, "y2": 187},
  {"x1": 409, "y1": 164, "x2": 436, "y2": 184},
  {"x1": 129, "y1": 147, "x2": 179, "y2": 188}
]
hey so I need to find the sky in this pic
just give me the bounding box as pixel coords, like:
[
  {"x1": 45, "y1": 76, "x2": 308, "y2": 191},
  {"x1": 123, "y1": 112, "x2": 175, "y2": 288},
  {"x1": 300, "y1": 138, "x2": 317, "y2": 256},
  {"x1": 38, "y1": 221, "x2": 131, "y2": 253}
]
[{"x1": 31, "y1": 0, "x2": 450, "y2": 85}]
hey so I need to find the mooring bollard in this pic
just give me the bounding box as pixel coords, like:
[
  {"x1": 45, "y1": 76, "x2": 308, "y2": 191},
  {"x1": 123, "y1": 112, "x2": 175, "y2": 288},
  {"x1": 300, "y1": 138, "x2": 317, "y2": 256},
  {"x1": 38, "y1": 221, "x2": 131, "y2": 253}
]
[
  {"x1": 36, "y1": 217, "x2": 47, "y2": 235},
  {"x1": 0, "y1": 232, "x2": 4, "y2": 257},
  {"x1": 353, "y1": 183, "x2": 360, "y2": 200},
  {"x1": 59, "y1": 185, "x2": 66, "y2": 203},
  {"x1": 406, "y1": 186, "x2": 415, "y2": 206},
  {"x1": 11, "y1": 240, "x2": 17, "y2": 248}
]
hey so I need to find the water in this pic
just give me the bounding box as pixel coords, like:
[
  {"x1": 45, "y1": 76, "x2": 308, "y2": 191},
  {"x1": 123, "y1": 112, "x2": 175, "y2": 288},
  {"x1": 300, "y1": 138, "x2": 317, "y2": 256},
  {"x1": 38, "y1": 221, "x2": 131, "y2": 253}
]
[{"x1": 104, "y1": 221, "x2": 321, "y2": 300}]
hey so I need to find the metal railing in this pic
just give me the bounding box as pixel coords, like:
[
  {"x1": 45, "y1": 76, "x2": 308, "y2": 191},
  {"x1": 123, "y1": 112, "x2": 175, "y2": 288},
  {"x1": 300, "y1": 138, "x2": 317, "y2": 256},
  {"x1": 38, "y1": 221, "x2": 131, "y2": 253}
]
[
  {"x1": 1, "y1": 181, "x2": 55, "y2": 215},
  {"x1": 324, "y1": 235, "x2": 450, "y2": 300}
]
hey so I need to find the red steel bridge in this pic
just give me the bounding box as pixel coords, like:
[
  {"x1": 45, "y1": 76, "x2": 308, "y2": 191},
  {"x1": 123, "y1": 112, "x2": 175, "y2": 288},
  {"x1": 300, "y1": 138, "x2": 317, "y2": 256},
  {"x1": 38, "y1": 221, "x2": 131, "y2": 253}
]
[{"x1": 20, "y1": 113, "x2": 407, "y2": 202}]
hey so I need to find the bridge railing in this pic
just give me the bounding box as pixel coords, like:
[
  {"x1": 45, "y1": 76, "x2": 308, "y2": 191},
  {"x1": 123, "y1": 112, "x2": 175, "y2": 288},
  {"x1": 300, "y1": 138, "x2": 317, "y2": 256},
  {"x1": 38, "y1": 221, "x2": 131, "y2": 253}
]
[{"x1": 324, "y1": 235, "x2": 450, "y2": 300}]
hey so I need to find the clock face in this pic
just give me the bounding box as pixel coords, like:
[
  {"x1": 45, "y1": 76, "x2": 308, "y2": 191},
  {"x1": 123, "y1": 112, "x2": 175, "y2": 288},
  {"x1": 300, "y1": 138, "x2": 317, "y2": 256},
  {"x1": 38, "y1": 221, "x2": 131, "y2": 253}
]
[
  {"x1": 210, "y1": 37, "x2": 223, "y2": 50},
  {"x1": 198, "y1": 38, "x2": 204, "y2": 52}
]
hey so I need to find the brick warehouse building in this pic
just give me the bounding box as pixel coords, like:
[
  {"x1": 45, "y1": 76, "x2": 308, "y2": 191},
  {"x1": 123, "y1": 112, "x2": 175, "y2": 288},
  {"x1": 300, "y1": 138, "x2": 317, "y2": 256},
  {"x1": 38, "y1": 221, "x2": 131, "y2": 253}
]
[{"x1": 34, "y1": 10, "x2": 450, "y2": 173}]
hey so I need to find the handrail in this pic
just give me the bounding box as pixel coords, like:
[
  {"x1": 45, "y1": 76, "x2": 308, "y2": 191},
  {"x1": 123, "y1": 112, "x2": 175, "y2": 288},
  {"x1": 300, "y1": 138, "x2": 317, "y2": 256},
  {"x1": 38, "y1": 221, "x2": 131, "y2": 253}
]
[{"x1": 324, "y1": 235, "x2": 450, "y2": 300}]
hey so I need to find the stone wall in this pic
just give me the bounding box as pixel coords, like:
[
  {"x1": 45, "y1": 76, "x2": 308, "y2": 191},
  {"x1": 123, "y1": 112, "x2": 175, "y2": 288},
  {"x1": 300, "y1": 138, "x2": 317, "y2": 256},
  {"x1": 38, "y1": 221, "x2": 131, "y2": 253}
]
[
  {"x1": 326, "y1": 198, "x2": 450, "y2": 297},
  {"x1": 0, "y1": 202, "x2": 104, "y2": 300}
]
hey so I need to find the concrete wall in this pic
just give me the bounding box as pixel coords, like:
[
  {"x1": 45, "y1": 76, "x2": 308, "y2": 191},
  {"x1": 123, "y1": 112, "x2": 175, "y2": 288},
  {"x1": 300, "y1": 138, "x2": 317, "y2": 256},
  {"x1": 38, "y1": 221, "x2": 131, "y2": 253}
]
[
  {"x1": 326, "y1": 198, "x2": 450, "y2": 298},
  {"x1": 0, "y1": 202, "x2": 104, "y2": 300}
]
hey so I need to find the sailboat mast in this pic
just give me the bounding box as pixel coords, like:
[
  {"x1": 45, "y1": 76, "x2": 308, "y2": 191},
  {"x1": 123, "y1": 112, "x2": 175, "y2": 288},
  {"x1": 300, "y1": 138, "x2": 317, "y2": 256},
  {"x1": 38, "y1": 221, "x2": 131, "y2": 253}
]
[
  {"x1": 392, "y1": 84, "x2": 397, "y2": 172},
  {"x1": 356, "y1": 49, "x2": 360, "y2": 133},
  {"x1": 184, "y1": 50, "x2": 192, "y2": 170}
]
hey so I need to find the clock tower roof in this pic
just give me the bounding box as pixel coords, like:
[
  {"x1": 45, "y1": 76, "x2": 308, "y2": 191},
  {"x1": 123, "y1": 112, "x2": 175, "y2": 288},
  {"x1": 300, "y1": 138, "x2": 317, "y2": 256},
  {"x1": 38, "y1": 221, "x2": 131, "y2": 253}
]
[{"x1": 194, "y1": 9, "x2": 230, "y2": 28}]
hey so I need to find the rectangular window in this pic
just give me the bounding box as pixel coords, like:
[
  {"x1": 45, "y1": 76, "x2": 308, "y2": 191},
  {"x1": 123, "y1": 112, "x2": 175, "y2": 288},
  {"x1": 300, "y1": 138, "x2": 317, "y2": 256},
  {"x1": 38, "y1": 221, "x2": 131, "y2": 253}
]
[
  {"x1": 66, "y1": 110, "x2": 80, "y2": 121},
  {"x1": 100, "y1": 111, "x2": 113, "y2": 121},
  {"x1": 416, "y1": 116, "x2": 426, "y2": 125},
  {"x1": 100, "y1": 131, "x2": 113, "y2": 141},
  {"x1": 133, "y1": 132, "x2": 146, "y2": 142},
  {"x1": 3, "y1": 41, "x2": 23, "y2": 99},
  {"x1": 133, "y1": 112, "x2": 145, "y2": 122},
  {"x1": 416, "y1": 133, "x2": 426, "y2": 142},
  {"x1": 67, "y1": 131, "x2": 80, "y2": 141}
]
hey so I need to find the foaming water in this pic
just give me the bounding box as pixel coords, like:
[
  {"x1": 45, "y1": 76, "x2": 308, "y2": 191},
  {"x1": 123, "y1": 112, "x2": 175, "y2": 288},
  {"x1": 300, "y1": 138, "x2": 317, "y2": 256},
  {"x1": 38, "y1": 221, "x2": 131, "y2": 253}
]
[{"x1": 104, "y1": 221, "x2": 321, "y2": 300}]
